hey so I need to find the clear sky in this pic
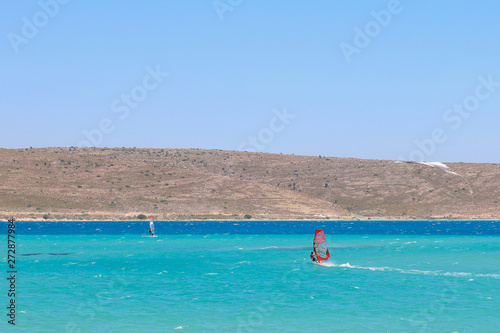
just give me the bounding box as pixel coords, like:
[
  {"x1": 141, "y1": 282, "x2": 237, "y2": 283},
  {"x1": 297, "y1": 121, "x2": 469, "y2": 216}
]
[{"x1": 2, "y1": 1, "x2": 499, "y2": 162}]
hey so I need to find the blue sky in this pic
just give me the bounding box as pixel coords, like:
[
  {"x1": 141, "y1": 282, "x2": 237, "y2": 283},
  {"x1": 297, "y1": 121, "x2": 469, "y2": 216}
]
[{"x1": 2, "y1": 0, "x2": 499, "y2": 162}]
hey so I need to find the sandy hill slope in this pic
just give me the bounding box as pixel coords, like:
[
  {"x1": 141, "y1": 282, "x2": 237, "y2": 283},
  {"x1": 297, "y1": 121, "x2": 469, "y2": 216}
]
[{"x1": 1, "y1": 147, "x2": 499, "y2": 220}]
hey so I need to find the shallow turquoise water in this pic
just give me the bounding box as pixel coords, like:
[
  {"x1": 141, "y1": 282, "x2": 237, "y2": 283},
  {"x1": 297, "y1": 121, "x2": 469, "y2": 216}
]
[{"x1": 2, "y1": 234, "x2": 500, "y2": 332}]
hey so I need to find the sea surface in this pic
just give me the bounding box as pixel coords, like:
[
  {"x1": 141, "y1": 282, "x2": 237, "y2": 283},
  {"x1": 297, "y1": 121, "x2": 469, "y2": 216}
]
[{"x1": 1, "y1": 220, "x2": 499, "y2": 332}]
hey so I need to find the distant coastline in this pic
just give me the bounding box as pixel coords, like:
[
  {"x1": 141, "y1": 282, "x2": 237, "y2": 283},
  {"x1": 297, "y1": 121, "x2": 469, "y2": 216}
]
[
  {"x1": 1, "y1": 147, "x2": 499, "y2": 222},
  {"x1": 2, "y1": 215, "x2": 499, "y2": 223}
]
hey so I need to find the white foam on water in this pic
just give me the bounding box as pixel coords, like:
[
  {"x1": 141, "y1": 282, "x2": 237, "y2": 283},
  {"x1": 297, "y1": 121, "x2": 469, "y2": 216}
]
[
  {"x1": 332, "y1": 262, "x2": 500, "y2": 279},
  {"x1": 315, "y1": 261, "x2": 336, "y2": 267}
]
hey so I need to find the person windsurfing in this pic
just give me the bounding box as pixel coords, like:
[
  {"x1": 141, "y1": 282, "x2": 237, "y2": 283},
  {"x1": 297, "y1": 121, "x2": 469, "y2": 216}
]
[
  {"x1": 312, "y1": 229, "x2": 330, "y2": 263},
  {"x1": 310, "y1": 251, "x2": 318, "y2": 262},
  {"x1": 149, "y1": 216, "x2": 155, "y2": 237}
]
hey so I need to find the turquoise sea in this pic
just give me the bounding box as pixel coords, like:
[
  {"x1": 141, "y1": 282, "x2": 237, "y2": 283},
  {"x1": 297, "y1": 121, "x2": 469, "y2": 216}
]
[{"x1": 1, "y1": 221, "x2": 499, "y2": 332}]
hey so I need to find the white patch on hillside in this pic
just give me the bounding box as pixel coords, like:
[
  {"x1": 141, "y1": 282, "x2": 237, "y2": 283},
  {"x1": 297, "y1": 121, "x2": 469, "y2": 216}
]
[{"x1": 417, "y1": 161, "x2": 458, "y2": 175}]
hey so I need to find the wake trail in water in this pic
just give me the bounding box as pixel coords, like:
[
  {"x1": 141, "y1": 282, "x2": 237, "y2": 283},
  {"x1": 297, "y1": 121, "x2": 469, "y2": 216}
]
[{"x1": 325, "y1": 262, "x2": 500, "y2": 279}]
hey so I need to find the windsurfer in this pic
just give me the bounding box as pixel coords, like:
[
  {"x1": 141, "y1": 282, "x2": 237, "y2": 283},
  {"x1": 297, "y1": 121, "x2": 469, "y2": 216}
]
[
  {"x1": 312, "y1": 229, "x2": 330, "y2": 263},
  {"x1": 149, "y1": 216, "x2": 155, "y2": 236}
]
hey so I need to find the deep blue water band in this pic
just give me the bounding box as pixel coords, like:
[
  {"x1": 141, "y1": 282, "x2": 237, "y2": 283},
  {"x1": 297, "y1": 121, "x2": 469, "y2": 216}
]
[{"x1": 2, "y1": 220, "x2": 499, "y2": 235}]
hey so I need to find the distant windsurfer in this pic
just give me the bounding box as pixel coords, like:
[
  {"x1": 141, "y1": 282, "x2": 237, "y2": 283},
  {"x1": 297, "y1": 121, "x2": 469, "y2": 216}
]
[
  {"x1": 310, "y1": 251, "x2": 318, "y2": 262},
  {"x1": 149, "y1": 216, "x2": 155, "y2": 237}
]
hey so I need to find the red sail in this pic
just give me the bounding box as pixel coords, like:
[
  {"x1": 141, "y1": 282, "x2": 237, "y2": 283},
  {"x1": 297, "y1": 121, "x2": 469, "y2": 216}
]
[{"x1": 313, "y1": 229, "x2": 330, "y2": 261}]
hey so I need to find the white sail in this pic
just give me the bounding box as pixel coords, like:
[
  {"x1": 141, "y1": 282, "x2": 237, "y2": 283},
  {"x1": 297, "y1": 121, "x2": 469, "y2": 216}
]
[{"x1": 149, "y1": 216, "x2": 155, "y2": 235}]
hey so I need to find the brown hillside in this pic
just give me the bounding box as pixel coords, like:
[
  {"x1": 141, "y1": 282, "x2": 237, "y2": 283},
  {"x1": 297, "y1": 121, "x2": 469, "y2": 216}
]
[{"x1": 1, "y1": 147, "x2": 499, "y2": 220}]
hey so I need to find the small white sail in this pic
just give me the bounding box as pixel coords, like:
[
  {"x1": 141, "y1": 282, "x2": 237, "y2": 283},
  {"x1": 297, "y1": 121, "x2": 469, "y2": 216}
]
[{"x1": 149, "y1": 216, "x2": 155, "y2": 236}]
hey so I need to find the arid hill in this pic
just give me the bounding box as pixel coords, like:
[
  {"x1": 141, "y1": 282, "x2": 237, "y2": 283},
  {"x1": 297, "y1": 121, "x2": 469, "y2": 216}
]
[{"x1": 1, "y1": 147, "x2": 499, "y2": 220}]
